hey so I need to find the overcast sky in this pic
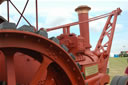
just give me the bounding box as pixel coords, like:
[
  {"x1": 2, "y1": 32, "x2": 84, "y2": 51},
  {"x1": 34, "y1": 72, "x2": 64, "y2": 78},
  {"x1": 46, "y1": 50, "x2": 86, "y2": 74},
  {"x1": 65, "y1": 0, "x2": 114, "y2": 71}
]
[{"x1": 0, "y1": 0, "x2": 128, "y2": 56}]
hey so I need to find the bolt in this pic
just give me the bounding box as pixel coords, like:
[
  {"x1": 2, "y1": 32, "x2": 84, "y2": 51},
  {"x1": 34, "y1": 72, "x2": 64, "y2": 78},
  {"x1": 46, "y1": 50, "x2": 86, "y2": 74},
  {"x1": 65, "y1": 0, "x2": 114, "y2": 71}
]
[
  {"x1": 24, "y1": 35, "x2": 27, "y2": 39},
  {"x1": 77, "y1": 77, "x2": 81, "y2": 80},
  {"x1": 73, "y1": 67, "x2": 76, "y2": 71},
  {"x1": 67, "y1": 59, "x2": 70, "y2": 62},
  {"x1": 38, "y1": 39, "x2": 41, "y2": 42},
  {"x1": 5, "y1": 34, "x2": 8, "y2": 37},
  {"x1": 59, "y1": 51, "x2": 62, "y2": 54},
  {"x1": 26, "y1": 58, "x2": 30, "y2": 62}
]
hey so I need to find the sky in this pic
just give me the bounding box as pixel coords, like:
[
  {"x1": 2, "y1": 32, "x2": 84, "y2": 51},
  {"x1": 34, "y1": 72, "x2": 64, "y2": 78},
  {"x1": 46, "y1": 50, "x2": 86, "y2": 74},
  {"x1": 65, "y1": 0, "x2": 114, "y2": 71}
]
[{"x1": 0, "y1": 0, "x2": 128, "y2": 56}]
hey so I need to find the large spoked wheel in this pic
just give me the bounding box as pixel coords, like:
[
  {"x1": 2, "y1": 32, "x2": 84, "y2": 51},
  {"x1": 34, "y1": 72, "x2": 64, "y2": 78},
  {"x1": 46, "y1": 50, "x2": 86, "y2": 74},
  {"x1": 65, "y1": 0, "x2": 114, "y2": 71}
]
[{"x1": 0, "y1": 30, "x2": 85, "y2": 85}]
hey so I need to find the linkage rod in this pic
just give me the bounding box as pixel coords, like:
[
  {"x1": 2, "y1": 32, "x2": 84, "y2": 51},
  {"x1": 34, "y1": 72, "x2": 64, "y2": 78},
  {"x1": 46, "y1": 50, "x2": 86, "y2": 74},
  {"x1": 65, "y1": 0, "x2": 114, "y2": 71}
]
[
  {"x1": 9, "y1": 0, "x2": 32, "y2": 26},
  {"x1": 45, "y1": 12, "x2": 112, "y2": 32},
  {"x1": 35, "y1": 0, "x2": 38, "y2": 30},
  {"x1": 7, "y1": 0, "x2": 9, "y2": 22},
  {"x1": 16, "y1": 0, "x2": 29, "y2": 27}
]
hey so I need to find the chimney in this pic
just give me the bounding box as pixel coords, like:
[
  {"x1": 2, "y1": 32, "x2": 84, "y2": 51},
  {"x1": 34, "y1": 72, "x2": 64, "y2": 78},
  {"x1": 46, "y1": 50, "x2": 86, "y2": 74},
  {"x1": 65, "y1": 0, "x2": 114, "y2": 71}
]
[{"x1": 75, "y1": 5, "x2": 91, "y2": 49}]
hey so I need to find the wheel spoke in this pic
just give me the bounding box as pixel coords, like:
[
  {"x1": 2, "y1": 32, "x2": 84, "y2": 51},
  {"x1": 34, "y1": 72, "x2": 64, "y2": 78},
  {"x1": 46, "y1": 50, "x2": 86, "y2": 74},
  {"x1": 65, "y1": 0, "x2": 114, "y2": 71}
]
[
  {"x1": 30, "y1": 56, "x2": 53, "y2": 85},
  {"x1": 0, "y1": 51, "x2": 6, "y2": 82},
  {"x1": 2, "y1": 50, "x2": 16, "y2": 85},
  {"x1": 6, "y1": 57, "x2": 16, "y2": 85}
]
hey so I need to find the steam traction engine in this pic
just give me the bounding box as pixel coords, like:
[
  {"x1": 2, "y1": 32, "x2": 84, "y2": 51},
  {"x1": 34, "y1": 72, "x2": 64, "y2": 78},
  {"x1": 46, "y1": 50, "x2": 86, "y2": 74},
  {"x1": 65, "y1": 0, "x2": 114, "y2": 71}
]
[{"x1": 0, "y1": 0, "x2": 122, "y2": 85}]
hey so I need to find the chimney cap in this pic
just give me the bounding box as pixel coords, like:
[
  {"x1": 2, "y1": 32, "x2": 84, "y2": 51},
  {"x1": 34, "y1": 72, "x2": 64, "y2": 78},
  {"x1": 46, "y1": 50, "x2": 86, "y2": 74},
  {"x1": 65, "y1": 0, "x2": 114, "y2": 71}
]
[{"x1": 75, "y1": 5, "x2": 91, "y2": 13}]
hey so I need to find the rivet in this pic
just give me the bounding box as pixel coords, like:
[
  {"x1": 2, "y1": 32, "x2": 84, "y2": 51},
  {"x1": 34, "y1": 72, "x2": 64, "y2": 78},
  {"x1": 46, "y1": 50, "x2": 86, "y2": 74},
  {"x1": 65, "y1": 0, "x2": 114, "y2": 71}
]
[
  {"x1": 73, "y1": 67, "x2": 76, "y2": 71},
  {"x1": 38, "y1": 39, "x2": 41, "y2": 42},
  {"x1": 50, "y1": 44, "x2": 53, "y2": 48},
  {"x1": 27, "y1": 58, "x2": 30, "y2": 62},
  {"x1": 5, "y1": 34, "x2": 8, "y2": 37},
  {"x1": 59, "y1": 51, "x2": 62, "y2": 54},
  {"x1": 67, "y1": 59, "x2": 70, "y2": 62},
  {"x1": 77, "y1": 77, "x2": 81, "y2": 80},
  {"x1": 52, "y1": 53, "x2": 55, "y2": 56},
  {"x1": 46, "y1": 49, "x2": 49, "y2": 51},
  {"x1": 24, "y1": 35, "x2": 27, "y2": 39}
]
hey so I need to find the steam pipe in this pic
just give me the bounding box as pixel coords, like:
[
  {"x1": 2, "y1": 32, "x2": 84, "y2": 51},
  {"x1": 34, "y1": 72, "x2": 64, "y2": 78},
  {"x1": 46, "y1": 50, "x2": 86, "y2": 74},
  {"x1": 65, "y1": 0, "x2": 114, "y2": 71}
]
[{"x1": 75, "y1": 5, "x2": 91, "y2": 49}]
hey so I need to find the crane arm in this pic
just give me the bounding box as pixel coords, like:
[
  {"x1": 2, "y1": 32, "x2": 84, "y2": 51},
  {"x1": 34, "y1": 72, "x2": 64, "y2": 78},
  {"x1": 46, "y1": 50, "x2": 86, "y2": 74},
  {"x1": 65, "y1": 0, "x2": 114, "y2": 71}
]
[
  {"x1": 94, "y1": 8, "x2": 122, "y2": 57},
  {"x1": 94, "y1": 8, "x2": 122, "y2": 73}
]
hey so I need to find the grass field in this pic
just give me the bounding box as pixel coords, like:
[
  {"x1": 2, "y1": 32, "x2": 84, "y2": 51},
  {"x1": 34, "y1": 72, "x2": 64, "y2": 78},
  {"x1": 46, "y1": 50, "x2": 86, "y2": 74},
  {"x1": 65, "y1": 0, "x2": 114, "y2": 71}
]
[{"x1": 109, "y1": 57, "x2": 128, "y2": 82}]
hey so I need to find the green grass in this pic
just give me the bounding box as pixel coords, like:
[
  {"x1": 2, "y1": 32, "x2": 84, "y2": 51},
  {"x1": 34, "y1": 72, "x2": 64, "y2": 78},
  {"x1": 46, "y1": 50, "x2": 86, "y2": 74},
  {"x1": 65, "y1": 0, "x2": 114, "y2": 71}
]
[{"x1": 109, "y1": 57, "x2": 128, "y2": 82}]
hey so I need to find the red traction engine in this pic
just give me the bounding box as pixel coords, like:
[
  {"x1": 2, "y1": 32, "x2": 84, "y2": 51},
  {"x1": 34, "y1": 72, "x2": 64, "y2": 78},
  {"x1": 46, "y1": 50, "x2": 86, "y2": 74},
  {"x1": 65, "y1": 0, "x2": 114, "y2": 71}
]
[{"x1": 0, "y1": 0, "x2": 122, "y2": 85}]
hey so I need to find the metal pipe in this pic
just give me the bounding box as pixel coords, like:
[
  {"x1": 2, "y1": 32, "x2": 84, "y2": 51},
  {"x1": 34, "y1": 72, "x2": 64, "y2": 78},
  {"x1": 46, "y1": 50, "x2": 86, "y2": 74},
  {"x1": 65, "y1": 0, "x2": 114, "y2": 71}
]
[
  {"x1": 7, "y1": 0, "x2": 9, "y2": 22},
  {"x1": 63, "y1": 28, "x2": 66, "y2": 34},
  {"x1": 35, "y1": 0, "x2": 38, "y2": 30},
  {"x1": 67, "y1": 26, "x2": 70, "y2": 34},
  {"x1": 75, "y1": 5, "x2": 91, "y2": 49}
]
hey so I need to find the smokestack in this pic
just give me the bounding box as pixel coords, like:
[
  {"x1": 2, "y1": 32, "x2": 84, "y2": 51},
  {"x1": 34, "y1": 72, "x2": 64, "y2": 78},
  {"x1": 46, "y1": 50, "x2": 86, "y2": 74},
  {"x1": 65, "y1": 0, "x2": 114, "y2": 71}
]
[{"x1": 75, "y1": 5, "x2": 91, "y2": 49}]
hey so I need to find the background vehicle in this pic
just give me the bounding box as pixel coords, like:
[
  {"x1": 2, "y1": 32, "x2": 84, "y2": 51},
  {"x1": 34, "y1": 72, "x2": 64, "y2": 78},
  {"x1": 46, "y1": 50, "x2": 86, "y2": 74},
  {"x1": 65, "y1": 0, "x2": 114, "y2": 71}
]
[{"x1": 119, "y1": 51, "x2": 128, "y2": 57}]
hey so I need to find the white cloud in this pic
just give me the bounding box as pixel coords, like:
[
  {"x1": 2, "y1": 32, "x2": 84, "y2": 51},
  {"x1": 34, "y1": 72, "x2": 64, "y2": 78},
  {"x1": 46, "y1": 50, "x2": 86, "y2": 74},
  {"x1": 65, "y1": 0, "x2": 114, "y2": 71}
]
[
  {"x1": 48, "y1": 29, "x2": 63, "y2": 38},
  {"x1": 89, "y1": 16, "x2": 123, "y2": 32},
  {"x1": 43, "y1": 9, "x2": 74, "y2": 28},
  {"x1": 115, "y1": 24, "x2": 123, "y2": 30},
  {"x1": 110, "y1": 53, "x2": 114, "y2": 57},
  {"x1": 89, "y1": 18, "x2": 106, "y2": 32},
  {"x1": 0, "y1": 0, "x2": 126, "y2": 26},
  {"x1": 0, "y1": 0, "x2": 75, "y2": 28},
  {"x1": 111, "y1": 39, "x2": 128, "y2": 55}
]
